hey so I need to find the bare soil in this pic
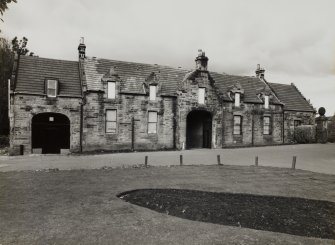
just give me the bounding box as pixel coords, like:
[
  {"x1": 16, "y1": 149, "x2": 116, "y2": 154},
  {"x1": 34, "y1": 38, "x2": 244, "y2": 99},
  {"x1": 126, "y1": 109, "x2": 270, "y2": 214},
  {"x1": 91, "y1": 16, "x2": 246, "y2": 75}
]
[{"x1": 119, "y1": 189, "x2": 335, "y2": 239}]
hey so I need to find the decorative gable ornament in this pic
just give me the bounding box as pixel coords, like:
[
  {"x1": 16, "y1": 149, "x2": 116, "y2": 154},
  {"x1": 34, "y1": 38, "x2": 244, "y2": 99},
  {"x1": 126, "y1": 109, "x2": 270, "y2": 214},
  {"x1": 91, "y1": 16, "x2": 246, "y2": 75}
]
[
  {"x1": 228, "y1": 82, "x2": 244, "y2": 100},
  {"x1": 257, "y1": 85, "x2": 273, "y2": 101},
  {"x1": 102, "y1": 67, "x2": 119, "y2": 82},
  {"x1": 145, "y1": 72, "x2": 160, "y2": 86},
  {"x1": 143, "y1": 72, "x2": 160, "y2": 94}
]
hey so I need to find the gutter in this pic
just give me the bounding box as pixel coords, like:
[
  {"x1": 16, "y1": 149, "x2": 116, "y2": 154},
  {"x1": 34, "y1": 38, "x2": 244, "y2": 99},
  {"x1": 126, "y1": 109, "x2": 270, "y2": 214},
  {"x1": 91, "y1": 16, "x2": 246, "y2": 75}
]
[{"x1": 78, "y1": 59, "x2": 85, "y2": 153}]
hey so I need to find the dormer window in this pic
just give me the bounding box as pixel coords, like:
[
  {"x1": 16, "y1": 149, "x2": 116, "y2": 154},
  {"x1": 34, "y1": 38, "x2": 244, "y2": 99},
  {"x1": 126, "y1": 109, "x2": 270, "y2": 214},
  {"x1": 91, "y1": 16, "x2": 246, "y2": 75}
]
[
  {"x1": 234, "y1": 93, "x2": 240, "y2": 107},
  {"x1": 46, "y1": 79, "x2": 58, "y2": 97},
  {"x1": 107, "y1": 82, "x2": 116, "y2": 99},
  {"x1": 198, "y1": 87, "x2": 205, "y2": 104},
  {"x1": 149, "y1": 85, "x2": 156, "y2": 101},
  {"x1": 264, "y1": 95, "x2": 269, "y2": 109}
]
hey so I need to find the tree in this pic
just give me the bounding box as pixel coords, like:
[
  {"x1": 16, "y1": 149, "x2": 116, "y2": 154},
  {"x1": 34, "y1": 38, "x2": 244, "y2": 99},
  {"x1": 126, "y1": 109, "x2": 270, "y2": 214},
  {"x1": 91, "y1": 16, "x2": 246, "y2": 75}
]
[
  {"x1": 0, "y1": 36, "x2": 34, "y2": 135},
  {"x1": 0, "y1": 37, "x2": 13, "y2": 135},
  {"x1": 0, "y1": 0, "x2": 17, "y2": 22},
  {"x1": 11, "y1": 36, "x2": 34, "y2": 56}
]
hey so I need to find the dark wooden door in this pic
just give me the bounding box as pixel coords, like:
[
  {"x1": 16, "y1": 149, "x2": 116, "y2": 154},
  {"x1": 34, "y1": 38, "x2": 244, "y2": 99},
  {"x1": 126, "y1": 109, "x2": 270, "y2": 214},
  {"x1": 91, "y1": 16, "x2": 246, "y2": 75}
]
[
  {"x1": 203, "y1": 119, "x2": 212, "y2": 148},
  {"x1": 42, "y1": 128, "x2": 61, "y2": 154}
]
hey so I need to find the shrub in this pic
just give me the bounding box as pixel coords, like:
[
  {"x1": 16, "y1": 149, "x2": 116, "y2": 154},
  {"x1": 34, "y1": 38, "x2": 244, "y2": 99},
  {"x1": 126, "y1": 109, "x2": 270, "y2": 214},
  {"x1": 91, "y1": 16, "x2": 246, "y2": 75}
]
[
  {"x1": 0, "y1": 135, "x2": 9, "y2": 147},
  {"x1": 328, "y1": 116, "x2": 335, "y2": 143},
  {"x1": 294, "y1": 125, "x2": 316, "y2": 144}
]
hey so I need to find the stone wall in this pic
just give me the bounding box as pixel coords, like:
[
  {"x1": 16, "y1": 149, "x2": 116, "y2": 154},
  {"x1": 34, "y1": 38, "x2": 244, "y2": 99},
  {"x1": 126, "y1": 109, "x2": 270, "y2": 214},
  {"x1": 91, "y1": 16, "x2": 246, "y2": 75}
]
[
  {"x1": 9, "y1": 94, "x2": 81, "y2": 155},
  {"x1": 283, "y1": 111, "x2": 315, "y2": 143},
  {"x1": 9, "y1": 88, "x2": 315, "y2": 155},
  {"x1": 222, "y1": 103, "x2": 283, "y2": 147},
  {"x1": 176, "y1": 71, "x2": 223, "y2": 149},
  {"x1": 82, "y1": 91, "x2": 175, "y2": 152}
]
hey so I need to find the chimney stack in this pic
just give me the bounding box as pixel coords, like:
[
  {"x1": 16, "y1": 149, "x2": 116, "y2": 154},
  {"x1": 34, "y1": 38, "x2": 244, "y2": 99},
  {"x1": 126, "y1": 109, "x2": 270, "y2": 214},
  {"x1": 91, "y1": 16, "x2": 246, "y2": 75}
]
[
  {"x1": 195, "y1": 49, "x2": 208, "y2": 71},
  {"x1": 78, "y1": 37, "x2": 86, "y2": 59},
  {"x1": 255, "y1": 64, "x2": 265, "y2": 79}
]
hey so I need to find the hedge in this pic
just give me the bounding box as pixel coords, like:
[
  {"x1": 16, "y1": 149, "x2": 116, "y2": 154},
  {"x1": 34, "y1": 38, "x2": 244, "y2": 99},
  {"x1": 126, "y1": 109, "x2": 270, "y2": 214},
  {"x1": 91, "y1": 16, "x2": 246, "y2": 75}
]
[{"x1": 294, "y1": 125, "x2": 316, "y2": 144}]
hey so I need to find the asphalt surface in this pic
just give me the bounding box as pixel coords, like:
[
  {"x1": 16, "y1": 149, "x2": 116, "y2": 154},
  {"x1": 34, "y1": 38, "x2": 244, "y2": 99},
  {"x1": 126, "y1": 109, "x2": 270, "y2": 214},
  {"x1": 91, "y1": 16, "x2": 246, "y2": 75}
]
[{"x1": 0, "y1": 144, "x2": 334, "y2": 174}]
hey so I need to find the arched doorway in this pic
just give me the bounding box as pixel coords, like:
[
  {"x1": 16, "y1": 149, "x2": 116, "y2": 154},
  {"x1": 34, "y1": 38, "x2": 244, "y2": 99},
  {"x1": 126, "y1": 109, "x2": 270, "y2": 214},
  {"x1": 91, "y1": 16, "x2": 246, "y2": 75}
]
[
  {"x1": 32, "y1": 113, "x2": 70, "y2": 154},
  {"x1": 186, "y1": 110, "x2": 212, "y2": 149}
]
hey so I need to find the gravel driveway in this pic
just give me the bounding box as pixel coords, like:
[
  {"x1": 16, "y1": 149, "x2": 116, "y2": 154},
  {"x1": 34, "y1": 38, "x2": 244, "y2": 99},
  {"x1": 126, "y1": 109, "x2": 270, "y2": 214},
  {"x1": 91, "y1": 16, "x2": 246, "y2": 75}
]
[{"x1": 0, "y1": 143, "x2": 334, "y2": 174}]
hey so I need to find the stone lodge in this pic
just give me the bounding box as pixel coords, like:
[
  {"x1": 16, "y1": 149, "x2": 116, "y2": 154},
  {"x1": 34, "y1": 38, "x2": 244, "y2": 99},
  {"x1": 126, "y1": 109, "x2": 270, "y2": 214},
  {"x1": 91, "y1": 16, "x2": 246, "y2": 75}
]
[{"x1": 9, "y1": 41, "x2": 315, "y2": 155}]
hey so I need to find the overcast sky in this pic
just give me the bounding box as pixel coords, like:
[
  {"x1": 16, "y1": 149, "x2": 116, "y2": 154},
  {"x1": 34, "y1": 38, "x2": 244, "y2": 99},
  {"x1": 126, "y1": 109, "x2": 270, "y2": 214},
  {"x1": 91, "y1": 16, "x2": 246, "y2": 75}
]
[{"x1": 2, "y1": 0, "x2": 335, "y2": 115}]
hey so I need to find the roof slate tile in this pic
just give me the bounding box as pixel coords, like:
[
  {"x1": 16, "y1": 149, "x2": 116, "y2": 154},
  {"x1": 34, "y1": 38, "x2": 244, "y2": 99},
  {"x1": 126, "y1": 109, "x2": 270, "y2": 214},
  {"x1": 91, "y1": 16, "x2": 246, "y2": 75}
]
[{"x1": 15, "y1": 56, "x2": 81, "y2": 97}]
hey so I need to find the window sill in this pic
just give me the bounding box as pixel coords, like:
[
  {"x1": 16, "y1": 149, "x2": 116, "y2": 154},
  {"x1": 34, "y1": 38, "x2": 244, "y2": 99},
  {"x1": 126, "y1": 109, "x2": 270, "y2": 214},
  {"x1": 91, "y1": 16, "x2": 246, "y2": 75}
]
[{"x1": 46, "y1": 96, "x2": 58, "y2": 101}]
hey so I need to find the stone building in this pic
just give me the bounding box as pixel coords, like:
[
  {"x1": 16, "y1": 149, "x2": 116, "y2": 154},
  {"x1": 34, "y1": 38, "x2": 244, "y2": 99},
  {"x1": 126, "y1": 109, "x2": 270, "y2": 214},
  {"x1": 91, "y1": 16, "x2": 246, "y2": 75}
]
[{"x1": 9, "y1": 42, "x2": 315, "y2": 155}]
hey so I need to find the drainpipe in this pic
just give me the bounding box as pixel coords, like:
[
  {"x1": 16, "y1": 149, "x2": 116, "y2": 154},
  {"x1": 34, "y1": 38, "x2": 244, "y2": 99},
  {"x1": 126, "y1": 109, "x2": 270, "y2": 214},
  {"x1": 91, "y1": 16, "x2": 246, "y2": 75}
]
[
  {"x1": 282, "y1": 110, "x2": 285, "y2": 144},
  {"x1": 251, "y1": 113, "x2": 254, "y2": 146},
  {"x1": 172, "y1": 98, "x2": 177, "y2": 149},
  {"x1": 131, "y1": 117, "x2": 135, "y2": 151},
  {"x1": 80, "y1": 102, "x2": 83, "y2": 152}
]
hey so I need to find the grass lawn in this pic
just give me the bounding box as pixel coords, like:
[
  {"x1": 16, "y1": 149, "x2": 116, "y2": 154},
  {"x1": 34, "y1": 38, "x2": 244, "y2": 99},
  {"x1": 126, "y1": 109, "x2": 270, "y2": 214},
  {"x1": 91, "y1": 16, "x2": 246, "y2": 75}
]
[{"x1": 0, "y1": 165, "x2": 335, "y2": 244}]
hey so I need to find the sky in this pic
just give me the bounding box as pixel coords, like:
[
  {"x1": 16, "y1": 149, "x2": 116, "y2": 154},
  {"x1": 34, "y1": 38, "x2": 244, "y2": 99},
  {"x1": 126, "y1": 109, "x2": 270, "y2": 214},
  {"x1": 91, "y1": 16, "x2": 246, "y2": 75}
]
[{"x1": 1, "y1": 0, "x2": 335, "y2": 116}]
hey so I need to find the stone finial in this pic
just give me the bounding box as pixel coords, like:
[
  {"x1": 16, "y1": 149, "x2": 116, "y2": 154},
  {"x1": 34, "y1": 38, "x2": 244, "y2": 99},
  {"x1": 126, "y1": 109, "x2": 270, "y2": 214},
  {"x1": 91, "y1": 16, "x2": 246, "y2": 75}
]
[
  {"x1": 78, "y1": 37, "x2": 86, "y2": 60},
  {"x1": 318, "y1": 107, "x2": 326, "y2": 116},
  {"x1": 255, "y1": 64, "x2": 265, "y2": 78},
  {"x1": 195, "y1": 49, "x2": 209, "y2": 71}
]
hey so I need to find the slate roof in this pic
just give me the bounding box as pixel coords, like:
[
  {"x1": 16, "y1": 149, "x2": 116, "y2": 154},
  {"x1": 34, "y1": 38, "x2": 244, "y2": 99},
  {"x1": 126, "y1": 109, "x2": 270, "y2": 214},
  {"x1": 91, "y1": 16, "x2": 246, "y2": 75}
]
[
  {"x1": 15, "y1": 55, "x2": 82, "y2": 97},
  {"x1": 268, "y1": 83, "x2": 315, "y2": 112},
  {"x1": 210, "y1": 73, "x2": 281, "y2": 104},
  {"x1": 83, "y1": 57, "x2": 186, "y2": 95},
  {"x1": 83, "y1": 57, "x2": 282, "y2": 104},
  {"x1": 15, "y1": 55, "x2": 313, "y2": 111}
]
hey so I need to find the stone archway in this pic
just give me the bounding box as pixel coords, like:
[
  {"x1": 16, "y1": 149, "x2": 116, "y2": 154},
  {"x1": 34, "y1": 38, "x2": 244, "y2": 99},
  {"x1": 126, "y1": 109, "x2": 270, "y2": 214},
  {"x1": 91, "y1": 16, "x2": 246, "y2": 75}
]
[
  {"x1": 186, "y1": 110, "x2": 212, "y2": 149},
  {"x1": 32, "y1": 113, "x2": 70, "y2": 154}
]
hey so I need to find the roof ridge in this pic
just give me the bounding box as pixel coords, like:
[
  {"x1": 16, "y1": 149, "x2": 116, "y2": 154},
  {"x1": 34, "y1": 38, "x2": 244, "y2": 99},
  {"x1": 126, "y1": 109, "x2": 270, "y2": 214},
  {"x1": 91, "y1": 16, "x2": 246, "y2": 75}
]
[
  {"x1": 86, "y1": 56, "x2": 190, "y2": 72},
  {"x1": 20, "y1": 55, "x2": 78, "y2": 63},
  {"x1": 268, "y1": 82, "x2": 292, "y2": 86}
]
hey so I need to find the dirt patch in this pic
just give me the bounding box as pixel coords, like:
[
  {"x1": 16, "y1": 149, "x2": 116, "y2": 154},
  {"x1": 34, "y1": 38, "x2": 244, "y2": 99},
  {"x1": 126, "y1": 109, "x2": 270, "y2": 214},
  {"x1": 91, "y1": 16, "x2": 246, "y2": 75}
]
[{"x1": 118, "y1": 189, "x2": 335, "y2": 239}]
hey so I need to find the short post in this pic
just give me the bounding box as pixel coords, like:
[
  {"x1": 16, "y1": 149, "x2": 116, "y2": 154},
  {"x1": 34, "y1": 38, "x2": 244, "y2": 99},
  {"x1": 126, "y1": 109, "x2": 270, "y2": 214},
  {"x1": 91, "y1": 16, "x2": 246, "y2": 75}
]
[
  {"x1": 145, "y1": 156, "x2": 148, "y2": 167},
  {"x1": 180, "y1": 155, "x2": 183, "y2": 166},
  {"x1": 292, "y1": 156, "x2": 297, "y2": 169},
  {"x1": 217, "y1": 155, "x2": 221, "y2": 165},
  {"x1": 255, "y1": 156, "x2": 258, "y2": 166}
]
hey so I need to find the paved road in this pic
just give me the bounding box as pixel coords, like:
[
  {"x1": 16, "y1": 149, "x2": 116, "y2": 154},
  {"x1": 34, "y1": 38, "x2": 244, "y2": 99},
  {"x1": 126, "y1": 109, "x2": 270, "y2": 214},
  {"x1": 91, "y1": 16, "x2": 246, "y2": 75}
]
[{"x1": 0, "y1": 144, "x2": 334, "y2": 174}]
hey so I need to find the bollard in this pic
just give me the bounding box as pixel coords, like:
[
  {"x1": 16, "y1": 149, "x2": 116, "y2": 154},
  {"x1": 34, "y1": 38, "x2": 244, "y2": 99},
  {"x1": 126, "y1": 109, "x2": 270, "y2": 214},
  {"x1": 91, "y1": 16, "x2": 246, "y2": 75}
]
[
  {"x1": 255, "y1": 156, "x2": 258, "y2": 166},
  {"x1": 145, "y1": 156, "x2": 148, "y2": 167},
  {"x1": 292, "y1": 156, "x2": 297, "y2": 169},
  {"x1": 217, "y1": 155, "x2": 221, "y2": 165},
  {"x1": 180, "y1": 155, "x2": 183, "y2": 166}
]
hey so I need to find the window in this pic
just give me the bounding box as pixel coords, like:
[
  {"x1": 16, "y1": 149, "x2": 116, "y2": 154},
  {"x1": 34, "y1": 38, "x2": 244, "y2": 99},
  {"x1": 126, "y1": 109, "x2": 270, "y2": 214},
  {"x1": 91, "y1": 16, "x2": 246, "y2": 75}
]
[
  {"x1": 264, "y1": 95, "x2": 269, "y2": 109},
  {"x1": 263, "y1": 116, "x2": 271, "y2": 135},
  {"x1": 198, "y1": 87, "x2": 205, "y2": 104},
  {"x1": 107, "y1": 82, "x2": 116, "y2": 99},
  {"x1": 148, "y1": 111, "x2": 158, "y2": 134},
  {"x1": 234, "y1": 93, "x2": 240, "y2": 107},
  {"x1": 106, "y1": 109, "x2": 117, "y2": 133},
  {"x1": 149, "y1": 85, "x2": 156, "y2": 101},
  {"x1": 233, "y1": 115, "x2": 242, "y2": 135},
  {"x1": 294, "y1": 120, "x2": 301, "y2": 128},
  {"x1": 47, "y1": 80, "x2": 58, "y2": 97}
]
